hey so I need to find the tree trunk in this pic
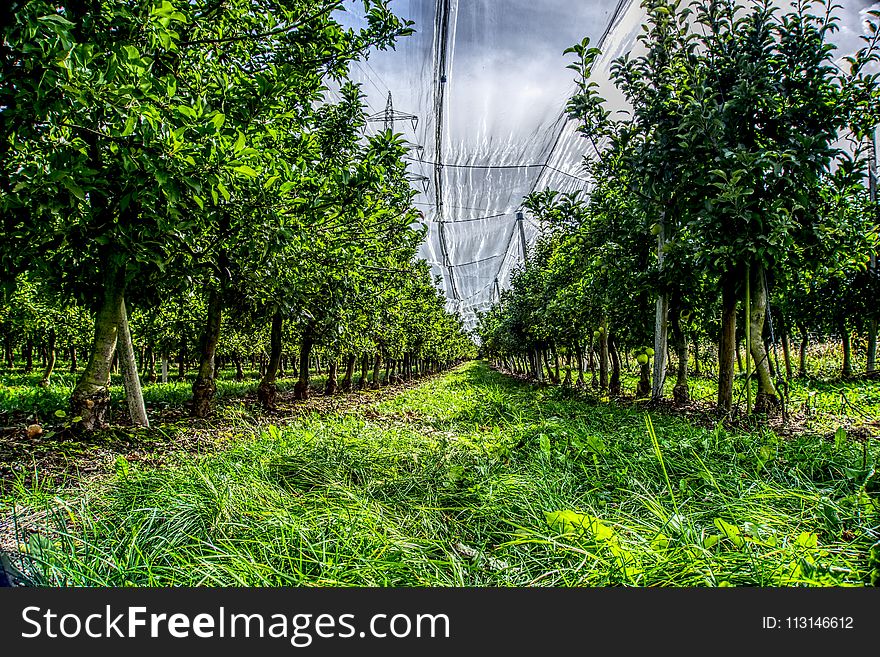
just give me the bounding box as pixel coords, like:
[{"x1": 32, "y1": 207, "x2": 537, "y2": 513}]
[
  {"x1": 609, "y1": 336, "x2": 621, "y2": 397},
  {"x1": 232, "y1": 353, "x2": 244, "y2": 381},
  {"x1": 588, "y1": 340, "x2": 597, "y2": 388},
  {"x1": 38, "y1": 329, "x2": 56, "y2": 387},
  {"x1": 161, "y1": 355, "x2": 169, "y2": 384},
  {"x1": 178, "y1": 335, "x2": 186, "y2": 380},
  {"x1": 599, "y1": 319, "x2": 609, "y2": 392},
  {"x1": 324, "y1": 359, "x2": 338, "y2": 396},
  {"x1": 118, "y1": 299, "x2": 149, "y2": 427},
  {"x1": 341, "y1": 355, "x2": 356, "y2": 392},
  {"x1": 636, "y1": 352, "x2": 651, "y2": 398},
  {"x1": 371, "y1": 352, "x2": 382, "y2": 388},
  {"x1": 670, "y1": 301, "x2": 689, "y2": 406},
  {"x1": 358, "y1": 354, "x2": 370, "y2": 390},
  {"x1": 717, "y1": 270, "x2": 738, "y2": 414},
  {"x1": 69, "y1": 345, "x2": 78, "y2": 374},
  {"x1": 574, "y1": 341, "x2": 585, "y2": 388},
  {"x1": 798, "y1": 328, "x2": 808, "y2": 378},
  {"x1": 749, "y1": 265, "x2": 779, "y2": 415},
  {"x1": 191, "y1": 288, "x2": 223, "y2": 418},
  {"x1": 562, "y1": 350, "x2": 572, "y2": 387},
  {"x1": 841, "y1": 321, "x2": 852, "y2": 379},
  {"x1": 258, "y1": 312, "x2": 283, "y2": 408},
  {"x1": 24, "y1": 338, "x2": 33, "y2": 373},
  {"x1": 780, "y1": 321, "x2": 793, "y2": 381},
  {"x1": 543, "y1": 349, "x2": 555, "y2": 383},
  {"x1": 146, "y1": 346, "x2": 156, "y2": 383},
  {"x1": 3, "y1": 336, "x2": 12, "y2": 369},
  {"x1": 868, "y1": 319, "x2": 878, "y2": 374},
  {"x1": 693, "y1": 338, "x2": 701, "y2": 377},
  {"x1": 70, "y1": 263, "x2": 126, "y2": 432},
  {"x1": 764, "y1": 337, "x2": 776, "y2": 378},
  {"x1": 294, "y1": 333, "x2": 314, "y2": 400}
]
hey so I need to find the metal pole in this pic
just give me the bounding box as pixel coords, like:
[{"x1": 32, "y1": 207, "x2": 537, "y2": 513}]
[
  {"x1": 868, "y1": 128, "x2": 878, "y2": 373},
  {"x1": 745, "y1": 266, "x2": 751, "y2": 416},
  {"x1": 516, "y1": 211, "x2": 528, "y2": 262},
  {"x1": 652, "y1": 208, "x2": 669, "y2": 401}
]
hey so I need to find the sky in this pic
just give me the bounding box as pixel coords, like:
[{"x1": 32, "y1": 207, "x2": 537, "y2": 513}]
[{"x1": 338, "y1": 0, "x2": 880, "y2": 328}]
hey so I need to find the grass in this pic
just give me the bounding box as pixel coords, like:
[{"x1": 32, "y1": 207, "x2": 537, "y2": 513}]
[
  {"x1": 5, "y1": 361, "x2": 879, "y2": 587},
  {"x1": 0, "y1": 367, "x2": 327, "y2": 421}
]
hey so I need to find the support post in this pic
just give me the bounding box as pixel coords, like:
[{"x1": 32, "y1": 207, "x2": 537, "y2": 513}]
[
  {"x1": 745, "y1": 266, "x2": 752, "y2": 416},
  {"x1": 118, "y1": 299, "x2": 149, "y2": 428},
  {"x1": 517, "y1": 211, "x2": 528, "y2": 263}
]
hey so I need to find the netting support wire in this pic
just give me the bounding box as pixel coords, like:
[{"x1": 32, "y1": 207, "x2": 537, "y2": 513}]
[
  {"x1": 433, "y1": 0, "x2": 458, "y2": 301},
  {"x1": 428, "y1": 253, "x2": 505, "y2": 268},
  {"x1": 493, "y1": 278, "x2": 501, "y2": 303},
  {"x1": 416, "y1": 160, "x2": 590, "y2": 183}
]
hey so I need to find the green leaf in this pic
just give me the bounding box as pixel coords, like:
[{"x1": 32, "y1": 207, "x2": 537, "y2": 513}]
[
  {"x1": 210, "y1": 112, "x2": 226, "y2": 129},
  {"x1": 703, "y1": 534, "x2": 721, "y2": 549},
  {"x1": 121, "y1": 114, "x2": 137, "y2": 137},
  {"x1": 795, "y1": 532, "x2": 818, "y2": 549},
  {"x1": 176, "y1": 105, "x2": 197, "y2": 119},
  {"x1": 62, "y1": 180, "x2": 86, "y2": 200},
  {"x1": 38, "y1": 14, "x2": 76, "y2": 27},
  {"x1": 713, "y1": 518, "x2": 744, "y2": 547},
  {"x1": 54, "y1": 409, "x2": 67, "y2": 418},
  {"x1": 233, "y1": 165, "x2": 258, "y2": 178},
  {"x1": 545, "y1": 510, "x2": 616, "y2": 541}
]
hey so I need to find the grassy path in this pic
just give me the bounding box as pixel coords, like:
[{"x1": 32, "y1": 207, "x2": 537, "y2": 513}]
[{"x1": 5, "y1": 361, "x2": 879, "y2": 586}]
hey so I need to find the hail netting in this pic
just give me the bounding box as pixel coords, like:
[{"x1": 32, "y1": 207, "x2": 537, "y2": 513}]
[
  {"x1": 343, "y1": 0, "x2": 880, "y2": 331},
  {"x1": 338, "y1": 0, "x2": 638, "y2": 330}
]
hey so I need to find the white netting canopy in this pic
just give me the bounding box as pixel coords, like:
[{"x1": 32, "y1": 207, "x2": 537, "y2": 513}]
[{"x1": 342, "y1": 0, "x2": 877, "y2": 330}]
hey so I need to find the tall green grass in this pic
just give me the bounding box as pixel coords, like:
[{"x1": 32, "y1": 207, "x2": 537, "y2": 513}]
[{"x1": 7, "y1": 362, "x2": 880, "y2": 586}]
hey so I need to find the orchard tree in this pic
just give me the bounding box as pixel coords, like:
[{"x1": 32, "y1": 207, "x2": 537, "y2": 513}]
[{"x1": 0, "y1": 0, "x2": 413, "y2": 430}]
